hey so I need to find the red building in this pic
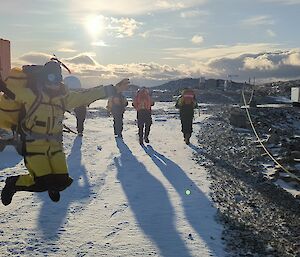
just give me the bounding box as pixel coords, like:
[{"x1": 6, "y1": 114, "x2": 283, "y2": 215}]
[{"x1": 0, "y1": 39, "x2": 11, "y2": 80}]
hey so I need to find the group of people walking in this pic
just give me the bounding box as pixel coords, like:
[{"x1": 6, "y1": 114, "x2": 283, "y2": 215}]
[
  {"x1": 105, "y1": 87, "x2": 198, "y2": 146},
  {"x1": 0, "y1": 58, "x2": 198, "y2": 206},
  {"x1": 106, "y1": 87, "x2": 154, "y2": 145}
]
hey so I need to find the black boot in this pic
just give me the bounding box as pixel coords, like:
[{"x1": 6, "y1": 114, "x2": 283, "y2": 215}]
[
  {"x1": 138, "y1": 128, "x2": 144, "y2": 145},
  {"x1": 139, "y1": 137, "x2": 144, "y2": 145},
  {"x1": 48, "y1": 190, "x2": 60, "y2": 202},
  {"x1": 1, "y1": 177, "x2": 18, "y2": 206},
  {"x1": 184, "y1": 134, "x2": 191, "y2": 145},
  {"x1": 144, "y1": 126, "x2": 150, "y2": 144}
]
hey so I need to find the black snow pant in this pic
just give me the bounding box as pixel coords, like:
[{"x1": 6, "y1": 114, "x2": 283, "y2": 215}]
[
  {"x1": 112, "y1": 112, "x2": 124, "y2": 136},
  {"x1": 180, "y1": 109, "x2": 194, "y2": 138},
  {"x1": 137, "y1": 110, "x2": 152, "y2": 141},
  {"x1": 74, "y1": 106, "x2": 87, "y2": 134}
]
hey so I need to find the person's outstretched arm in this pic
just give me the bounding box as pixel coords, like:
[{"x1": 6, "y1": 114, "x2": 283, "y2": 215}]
[{"x1": 65, "y1": 78, "x2": 130, "y2": 110}]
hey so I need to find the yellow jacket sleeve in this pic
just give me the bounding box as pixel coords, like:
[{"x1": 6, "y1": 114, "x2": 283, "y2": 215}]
[{"x1": 65, "y1": 85, "x2": 107, "y2": 110}]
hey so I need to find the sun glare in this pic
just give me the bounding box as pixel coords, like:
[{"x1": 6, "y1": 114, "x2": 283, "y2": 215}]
[{"x1": 85, "y1": 15, "x2": 105, "y2": 38}]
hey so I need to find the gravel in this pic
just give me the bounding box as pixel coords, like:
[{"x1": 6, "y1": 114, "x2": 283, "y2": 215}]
[{"x1": 195, "y1": 104, "x2": 300, "y2": 257}]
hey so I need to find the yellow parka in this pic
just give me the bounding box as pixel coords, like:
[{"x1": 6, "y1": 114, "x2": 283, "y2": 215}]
[{"x1": 0, "y1": 68, "x2": 107, "y2": 136}]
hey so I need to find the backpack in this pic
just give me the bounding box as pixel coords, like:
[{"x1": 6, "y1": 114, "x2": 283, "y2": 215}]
[
  {"x1": 134, "y1": 88, "x2": 152, "y2": 110},
  {"x1": 0, "y1": 67, "x2": 27, "y2": 130},
  {"x1": 0, "y1": 61, "x2": 64, "y2": 131},
  {"x1": 181, "y1": 89, "x2": 196, "y2": 105}
]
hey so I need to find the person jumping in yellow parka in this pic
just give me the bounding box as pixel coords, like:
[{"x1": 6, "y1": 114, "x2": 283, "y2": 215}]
[{"x1": 0, "y1": 60, "x2": 130, "y2": 205}]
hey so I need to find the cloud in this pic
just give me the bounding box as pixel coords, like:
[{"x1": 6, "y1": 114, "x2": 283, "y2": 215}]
[
  {"x1": 191, "y1": 35, "x2": 204, "y2": 44},
  {"x1": 91, "y1": 41, "x2": 109, "y2": 47},
  {"x1": 266, "y1": 29, "x2": 276, "y2": 37},
  {"x1": 0, "y1": 1, "x2": 62, "y2": 14},
  {"x1": 242, "y1": 15, "x2": 275, "y2": 26},
  {"x1": 282, "y1": 51, "x2": 300, "y2": 65},
  {"x1": 67, "y1": 0, "x2": 207, "y2": 15},
  {"x1": 261, "y1": 0, "x2": 300, "y2": 4},
  {"x1": 18, "y1": 52, "x2": 54, "y2": 64},
  {"x1": 57, "y1": 48, "x2": 77, "y2": 53},
  {"x1": 14, "y1": 48, "x2": 300, "y2": 87},
  {"x1": 243, "y1": 55, "x2": 277, "y2": 70},
  {"x1": 63, "y1": 53, "x2": 99, "y2": 66},
  {"x1": 109, "y1": 17, "x2": 142, "y2": 37},
  {"x1": 207, "y1": 50, "x2": 300, "y2": 82},
  {"x1": 180, "y1": 10, "x2": 209, "y2": 18},
  {"x1": 140, "y1": 28, "x2": 185, "y2": 40},
  {"x1": 165, "y1": 43, "x2": 280, "y2": 61},
  {"x1": 83, "y1": 15, "x2": 142, "y2": 38}
]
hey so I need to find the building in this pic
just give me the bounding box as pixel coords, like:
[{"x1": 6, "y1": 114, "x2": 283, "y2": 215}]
[{"x1": 0, "y1": 39, "x2": 11, "y2": 80}]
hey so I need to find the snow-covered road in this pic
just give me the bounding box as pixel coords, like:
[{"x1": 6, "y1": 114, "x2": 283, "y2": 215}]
[{"x1": 0, "y1": 100, "x2": 225, "y2": 257}]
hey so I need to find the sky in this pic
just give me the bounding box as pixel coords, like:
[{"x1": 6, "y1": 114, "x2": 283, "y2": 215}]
[{"x1": 1, "y1": 0, "x2": 300, "y2": 87}]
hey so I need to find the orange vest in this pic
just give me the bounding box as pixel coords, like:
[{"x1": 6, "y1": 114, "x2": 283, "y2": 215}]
[{"x1": 134, "y1": 90, "x2": 152, "y2": 110}]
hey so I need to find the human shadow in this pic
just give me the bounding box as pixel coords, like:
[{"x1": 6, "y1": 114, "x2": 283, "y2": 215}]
[
  {"x1": 114, "y1": 139, "x2": 193, "y2": 257},
  {"x1": 37, "y1": 136, "x2": 92, "y2": 240},
  {"x1": 144, "y1": 145, "x2": 224, "y2": 257},
  {"x1": 0, "y1": 146, "x2": 22, "y2": 170}
]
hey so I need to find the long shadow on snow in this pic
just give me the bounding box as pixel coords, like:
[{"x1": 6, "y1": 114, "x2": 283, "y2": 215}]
[
  {"x1": 144, "y1": 145, "x2": 224, "y2": 257},
  {"x1": 0, "y1": 147, "x2": 22, "y2": 170},
  {"x1": 37, "y1": 136, "x2": 92, "y2": 240},
  {"x1": 115, "y1": 139, "x2": 193, "y2": 257}
]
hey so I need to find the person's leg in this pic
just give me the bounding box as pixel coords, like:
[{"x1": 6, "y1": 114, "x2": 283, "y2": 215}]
[
  {"x1": 138, "y1": 123, "x2": 144, "y2": 144},
  {"x1": 1, "y1": 149, "x2": 51, "y2": 206},
  {"x1": 137, "y1": 111, "x2": 144, "y2": 144},
  {"x1": 77, "y1": 117, "x2": 84, "y2": 134},
  {"x1": 75, "y1": 106, "x2": 87, "y2": 135},
  {"x1": 180, "y1": 112, "x2": 191, "y2": 144},
  {"x1": 184, "y1": 113, "x2": 194, "y2": 145},
  {"x1": 187, "y1": 115, "x2": 193, "y2": 135},
  {"x1": 1, "y1": 141, "x2": 72, "y2": 205},
  {"x1": 115, "y1": 112, "x2": 124, "y2": 137},
  {"x1": 180, "y1": 112, "x2": 187, "y2": 139},
  {"x1": 144, "y1": 112, "x2": 152, "y2": 143}
]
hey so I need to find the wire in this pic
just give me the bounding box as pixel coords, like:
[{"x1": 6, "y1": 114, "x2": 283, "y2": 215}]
[{"x1": 242, "y1": 90, "x2": 300, "y2": 182}]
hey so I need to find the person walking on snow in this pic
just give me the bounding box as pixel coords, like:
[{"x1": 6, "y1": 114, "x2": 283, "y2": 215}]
[
  {"x1": 74, "y1": 105, "x2": 87, "y2": 136},
  {"x1": 132, "y1": 87, "x2": 154, "y2": 145},
  {"x1": 175, "y1": 88, "x2": 198, "y2": 145},
  {"x1": 63, "y1": 76, "x2": 87, "y2": 137},
  {"x1": 106, "y1": 87, "x2": 128, "y2": 138},
  {"x1": 0, "y1": 60, "x2": 130, "y2": 206}
]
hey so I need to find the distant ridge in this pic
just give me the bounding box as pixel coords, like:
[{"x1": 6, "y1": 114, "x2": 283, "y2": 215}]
[{"x1": 152, "y1": 78, "x2": 200, "y2": 91}]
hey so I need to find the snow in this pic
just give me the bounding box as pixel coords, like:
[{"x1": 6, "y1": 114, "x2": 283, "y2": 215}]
[{"x1": 0, "y1": 100, "x2": 225, "y2": 257}]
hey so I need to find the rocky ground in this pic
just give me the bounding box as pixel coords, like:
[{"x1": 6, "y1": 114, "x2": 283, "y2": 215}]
[{"x1": 195, "y1": 104, "x2": 300, "y2": 257}]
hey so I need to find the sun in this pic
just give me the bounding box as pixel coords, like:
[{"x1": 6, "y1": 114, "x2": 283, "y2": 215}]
[{"x1": 85, "y1": 15, "x2": 105, "y2": 38}]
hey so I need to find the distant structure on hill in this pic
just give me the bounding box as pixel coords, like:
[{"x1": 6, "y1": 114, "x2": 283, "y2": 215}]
[{"x1": 0, "y1": 38, "x2": 11, "y2": 80}]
